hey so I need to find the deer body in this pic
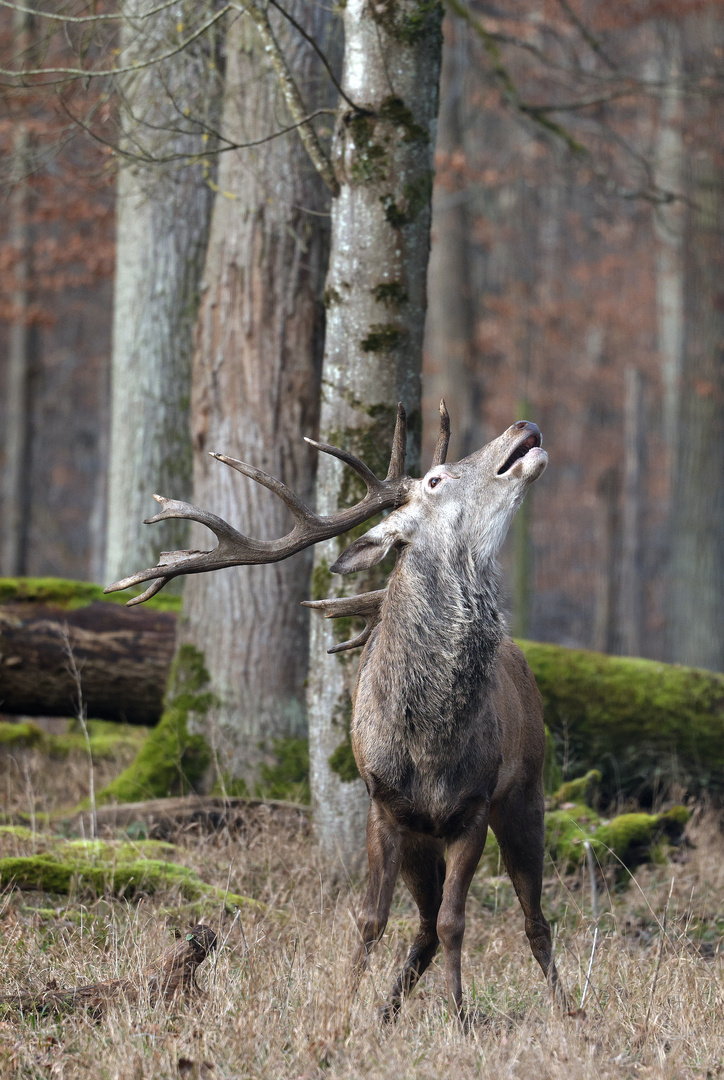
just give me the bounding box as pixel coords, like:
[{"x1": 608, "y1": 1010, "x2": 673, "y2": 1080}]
[{"x1": 106, "y1": 404, "x2": 563, "y2": 1020}]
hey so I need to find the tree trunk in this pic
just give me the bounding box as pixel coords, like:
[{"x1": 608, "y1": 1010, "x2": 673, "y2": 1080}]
[
  {"x1": 105, "y1": 0, "x2": 219, "y2": 586},
  {"x1": 423, "y1": 20, "x2": 477, "y2": 460},
  {"x1": 619, "y1": 367, "x2": 645, "y2": 657},
  {"x1": 1, "y1": 10, "x2": 35, "y2": 578},
  {"x1": 178, "y1": 8, "x2": 333, "y2": 786},
  {"x1": 307, "y1": 0, "x2": 443, "y2": 867},
  {"x1": 668, "y1": 17, "x2": 724, "y2": 671}
]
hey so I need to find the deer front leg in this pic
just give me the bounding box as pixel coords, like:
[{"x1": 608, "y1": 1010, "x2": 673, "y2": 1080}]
[
  {"x1": 436, "y1": 802, "x2": 490, "y2": 1020},
  {"x1": 350, "y1": 801, "x2": 402, "y2": 999}
]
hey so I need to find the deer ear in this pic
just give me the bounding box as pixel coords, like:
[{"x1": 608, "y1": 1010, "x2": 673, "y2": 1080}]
[{"x1": 330, "y1": 532, "x2": 394, "y2": 575}]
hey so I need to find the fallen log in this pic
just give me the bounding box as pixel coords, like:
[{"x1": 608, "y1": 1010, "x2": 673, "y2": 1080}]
[
  {"x1": 0, "y1": 924, "x2": 216, "y2": 1015},
  {"x1": 0, "y1": 578, "x2": 178, "y2": 724},
  {"x1": 67, "y1": 794, "x2": 310, "y2": 838}
]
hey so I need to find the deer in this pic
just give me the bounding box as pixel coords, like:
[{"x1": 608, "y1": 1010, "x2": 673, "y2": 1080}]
[{"x1": 105, "y1": 402, "x2": 564, "y2": 1021}]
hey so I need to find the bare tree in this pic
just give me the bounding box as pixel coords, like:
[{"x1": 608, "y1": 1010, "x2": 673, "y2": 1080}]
[{"x1": 105, "y1": 0, "x2": 220, "y2": 586}]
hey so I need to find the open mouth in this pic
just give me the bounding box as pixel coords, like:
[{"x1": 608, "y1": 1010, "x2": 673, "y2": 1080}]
[{"x1": 496, "y1": 431, "x2": 542, "y2": 475}]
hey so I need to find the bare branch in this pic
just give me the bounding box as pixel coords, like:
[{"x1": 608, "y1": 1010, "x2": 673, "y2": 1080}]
[
  {"x1": 0, "y1": 4, "x2": 232, "y2": 82},
  {"x1": 266, "y1": 0, "x2": 360, "y2": 113},
  {"x1": 238, "y1": 0, "x2": 340, "y2": 195},
  {"x1": 0, "y1": 0, "x2": 182, "y2": 23}
]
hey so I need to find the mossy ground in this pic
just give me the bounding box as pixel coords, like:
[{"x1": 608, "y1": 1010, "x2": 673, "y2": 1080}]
[
  {"x1": 0, "y1": 830, "x2": 258, "y2": 913},
  {"x1": 0, "y1": 576, "x2": 182, "y2": 612},
  {"x1": 0, "y1": 719, "x2": 148, "y2": 761}
]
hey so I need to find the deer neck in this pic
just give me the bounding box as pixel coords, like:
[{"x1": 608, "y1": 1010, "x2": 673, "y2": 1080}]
[{"x1": 377, "y1": 542, "x2": 504, "y2": 695}]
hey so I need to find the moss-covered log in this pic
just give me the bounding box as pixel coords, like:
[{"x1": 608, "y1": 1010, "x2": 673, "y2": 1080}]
[
  {"x1": 518, "y1": 640, "x2": 724, "y2": 799},
  {"x1": 0, "y1": 578, "x2": 179, "y2": 724}
]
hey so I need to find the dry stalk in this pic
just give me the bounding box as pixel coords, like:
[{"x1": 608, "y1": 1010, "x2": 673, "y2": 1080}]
[{"x1": 0, "y1": 924, "x2": 217, "y2": 1017}]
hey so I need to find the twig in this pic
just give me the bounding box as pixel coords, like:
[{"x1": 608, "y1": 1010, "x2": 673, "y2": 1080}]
[
  {"x1": 60, "y1": 626, "x2": 96, "y2": 842},
  {"x1": 579, "y1": 926, "x2": 598, "y2": 1011},
  {"x1": 641, "y1": 877, "x2": 674, "y2": 1040}
]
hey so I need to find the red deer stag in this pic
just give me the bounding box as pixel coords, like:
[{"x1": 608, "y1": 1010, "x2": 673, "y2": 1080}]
[{"x1": 106, "y1": 403, "x2": 564, "y2": 1019}]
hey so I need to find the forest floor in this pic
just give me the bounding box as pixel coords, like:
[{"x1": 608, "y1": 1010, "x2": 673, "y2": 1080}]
[{"x1": 0, "y1": 744, "x2": 722, "y2": 1080}]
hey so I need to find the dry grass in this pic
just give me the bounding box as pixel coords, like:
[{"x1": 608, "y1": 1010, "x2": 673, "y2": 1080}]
[{"x1": 0, "y1": 752, "x2": 722, "y2": 1080}]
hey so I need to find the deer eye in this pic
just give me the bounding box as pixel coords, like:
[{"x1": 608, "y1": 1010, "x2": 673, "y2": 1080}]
[{"x1": 428, "y1": 476, "x2": 442, "y2": 489}]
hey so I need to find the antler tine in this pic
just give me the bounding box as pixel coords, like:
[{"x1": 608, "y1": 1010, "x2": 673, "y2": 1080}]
[
  {"x1": 302, "y1": 590, "x2": 386, "y2": 653},
  {"x1": 384, "y1": 402, "x2": 407, "y2": 481},
  {"x1": 430, "y1": 399, "x2": 450, "y2": 467},
  {"x1": 210, "y1": 453, "x2": 316, "y2": 524},
  {"x1": 303, "y1": 437, "x2": 380, "y2": 491}
]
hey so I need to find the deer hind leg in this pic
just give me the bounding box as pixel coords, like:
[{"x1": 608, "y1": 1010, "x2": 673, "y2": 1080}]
[
  {"x1": 350, "y1": 802, "x2": 402, "y2": 999},
  {"x1": 489, "y1": 781, "x2": 567, "y2": 1007},
  {"x1": 382, "y1": 834, "x2": 446, "y2": 1022},
  {"x1": 436, "y1": 801, "x2": 491, "y2": 1020}
]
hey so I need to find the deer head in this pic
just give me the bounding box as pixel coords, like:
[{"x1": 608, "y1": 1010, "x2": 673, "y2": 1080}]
[{"x1": 331, "y1": 419, "x2": 547, "y2": 576}]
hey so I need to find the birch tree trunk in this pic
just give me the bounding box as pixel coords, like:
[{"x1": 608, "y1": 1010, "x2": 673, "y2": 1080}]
[
  {"x1": 105, "y1": 1, "x2": 219, "y2": 586},
  {"x1": 177, "y1": 8, "x2": 333, "y2": 785},
  {"x1": 307, "y1": 0, "x2": 443, "y2": 867}
]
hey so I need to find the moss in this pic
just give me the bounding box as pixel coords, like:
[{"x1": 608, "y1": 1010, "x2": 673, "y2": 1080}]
[
  {"x1": 552, "y1": 769, "x2": 601, "y2": 808},
  {"x1": 0, "y1": 851, "x2": 257, "y2": 912},
  {"x1": 0, "y1": 577, "x2": 182, "y2": 612},
  {"x1": 96, "y1": 644, "x2": 214, "y2": 804},
  {"x1": 373, "y1": 281, "x2": 408, "y2": 309},
  {"x1": 381, "y1": 172, "x2": 434, "y2": 228},
  {"x1": 543, "y1": 725, "x2": 562, "y2": 795},
  {"x1": 369, "y1": 0, "x2": 443, "y2": 46},
  {"x1": 256, "y1": 737, "x2": 310, "y2": 804},
  {"x1": 542, "y1": 777, "x2": 691, "y2": 878},
  {"x1": 516, "y1": 638, "x2": 724, "y2": 800},
  {"x1": 0, "y1": 720, "x2": 147, "y2": 761},
  {"x1": 360, "y1": 324, "x2": 406, "y2": 352},
  {"x1": 328, "y1": 693, "x2": 360, "y2": 783},
  {"x1": 311, "y1": 559, "x2": 333, "y2": 602},
  {"x1": 347, "y1": 113, "x2": 388, "y2": 185},
  {"x1": 323, "y1": 287, "x2": 342, "y2": 307},
  {"x1": 378, "y1": 96, "x2": 429, "y2": 142},
  {"x1": 0, "y1": 721, "x2": 45, "y2": 749},
  {"x1": 0, "y1": 825, "x2": 37, "y2": 842}
]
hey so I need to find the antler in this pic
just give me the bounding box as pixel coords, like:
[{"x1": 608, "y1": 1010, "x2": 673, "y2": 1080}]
[
  {"x1": 104, "y1": 404, "x2": 410, "y2": 606},
  {"x1": 302, "y1": 590, "x2": 386, "y2": 654}
]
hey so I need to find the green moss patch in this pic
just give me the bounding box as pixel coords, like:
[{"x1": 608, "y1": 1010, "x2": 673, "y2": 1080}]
[
  {"x1": 256, "y1": 737, "x2": 310, "y2": 804},
  {"x1": 0, "y1": 719, "x2": 148, "y2": 761},
  {"x1": 0, "y1": 836, "x2": 258, "y2": 912},
  {"x1": 96, "y1": 645, "x2": 213, "y2": 804},
  {"x1": 0, "y1": 577, "x2": 182, "y2": 612},
  {"x1": 544, "y1": 775, "x2": 689, "y2": 877}
]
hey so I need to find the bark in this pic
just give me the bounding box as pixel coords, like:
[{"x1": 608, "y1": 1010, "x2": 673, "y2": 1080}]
[
  {"x1": 423, "y1": 20, "x2": 477, "y2": 460},
  {"x1": 618, "y1": 367, "x2": 645, "y2": 657},
  {"x1": 1, "y1": 11, "x2": 35, "y2": 578},
  {"x1": 178, "y1": 6, "x2": 333, "y2": 784},
  {"x1": 307, "y1": 0, "x2": 444, "y2": 867},
  {"x1": 0, "y1": 598, "x2": 175, "y2": 724},
  {"x1": 105, "y1": 0, "x2": 219, "y2": 586},
  {"x1": 668, "y1": 17, "x2": 724, "y2": 671}
]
